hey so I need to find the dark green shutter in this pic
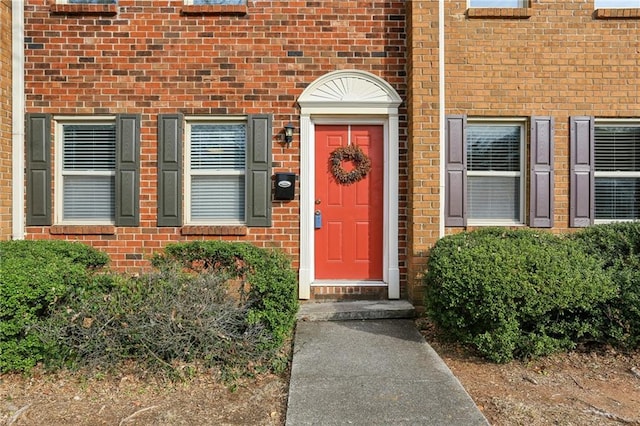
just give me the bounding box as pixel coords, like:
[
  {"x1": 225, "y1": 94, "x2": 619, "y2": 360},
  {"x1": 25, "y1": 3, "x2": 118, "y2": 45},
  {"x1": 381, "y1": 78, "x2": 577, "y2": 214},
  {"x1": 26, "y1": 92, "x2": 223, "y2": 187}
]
[
  {"x1": 26, "y1": 113, "x2": 52, "y2": 226},
  {"x1": 246, "y1": 114, "x2": 272, "y2": 227},
  {"x1": 115, "y1": 114, "x2": 140, "y2": 226},
  {"x1": 157, "y1": 114, "x2": 183, "y2": 226},
  {"x1": 445, "y1": 115, "x2": 467, "y2": 227}
]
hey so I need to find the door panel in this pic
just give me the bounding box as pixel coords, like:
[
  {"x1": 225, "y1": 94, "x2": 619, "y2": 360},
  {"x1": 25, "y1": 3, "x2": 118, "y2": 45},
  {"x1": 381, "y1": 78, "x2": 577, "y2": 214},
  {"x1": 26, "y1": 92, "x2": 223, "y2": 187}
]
[{"x1": 314, "y1": 125, "x2": 383, "y2": 280}]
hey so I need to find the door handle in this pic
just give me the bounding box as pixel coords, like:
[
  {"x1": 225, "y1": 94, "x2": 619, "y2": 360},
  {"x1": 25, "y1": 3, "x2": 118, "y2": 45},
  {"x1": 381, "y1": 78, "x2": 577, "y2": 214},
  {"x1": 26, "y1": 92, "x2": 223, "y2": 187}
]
[{"x1": 314, "y1": 210, "x2": 322, "y2": 229}]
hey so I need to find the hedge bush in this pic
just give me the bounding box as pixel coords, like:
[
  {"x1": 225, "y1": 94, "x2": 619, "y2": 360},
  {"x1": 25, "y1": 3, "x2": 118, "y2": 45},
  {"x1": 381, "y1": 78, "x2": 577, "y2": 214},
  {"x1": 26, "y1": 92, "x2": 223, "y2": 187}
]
[
  {"x1": 424, "y1": 228, "x2": 616, "y2": 363},
  {"x1": 42, "y1": 267, "x2": 271, "y2": 374},
  {"x1": 0, "y1": 240, "x2": 109, "y2": 372},
  {"x1": 570, "y1": 222, "x2": 640, "y2": 348},
  {"x1": 40, "y1": 241, "x2": 298, "y2": 378}
]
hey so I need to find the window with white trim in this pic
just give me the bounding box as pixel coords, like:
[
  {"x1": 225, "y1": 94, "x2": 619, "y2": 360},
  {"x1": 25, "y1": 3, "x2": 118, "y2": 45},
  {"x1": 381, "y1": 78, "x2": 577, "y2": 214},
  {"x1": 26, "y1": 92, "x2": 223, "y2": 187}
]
[
  {"x1": 185, "y1": 119, "x2": 247, "y2": 224},
  {"x1": 595, "y1": 0, "x2": 640, "y2": 8},
  {"x1": 56, "y1": 118, "x2": 116, "y2": 224},
  {"x1": 594, "y1": 122, "x2": 640, "y2": 221},
  {"x1": 467, "y1": 120, "x2": 525, "y2": 224},
  {"x1": 469, "y1": 0, "x2": 527, "y2": 7}
]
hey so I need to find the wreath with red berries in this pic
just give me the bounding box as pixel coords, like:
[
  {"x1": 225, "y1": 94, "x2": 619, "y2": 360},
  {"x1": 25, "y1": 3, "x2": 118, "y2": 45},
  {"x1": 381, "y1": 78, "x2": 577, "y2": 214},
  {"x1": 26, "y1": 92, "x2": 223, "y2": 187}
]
[{"x1": 329, "y1": 144, "x2": 372, "y2": 185}]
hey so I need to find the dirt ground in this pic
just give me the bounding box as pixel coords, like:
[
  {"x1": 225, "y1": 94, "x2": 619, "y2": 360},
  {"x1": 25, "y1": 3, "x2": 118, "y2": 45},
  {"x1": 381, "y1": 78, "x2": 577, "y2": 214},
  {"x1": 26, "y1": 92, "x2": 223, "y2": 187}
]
[
  {"x1": 418, "y1": 318, "x2": 640, "y2": 426},
  {"x1": 0, "y1": 369, "x2": 288, "y2": 426},
  {"x1": 2, "y1": 320, "x2": 640, "y2": 426}
]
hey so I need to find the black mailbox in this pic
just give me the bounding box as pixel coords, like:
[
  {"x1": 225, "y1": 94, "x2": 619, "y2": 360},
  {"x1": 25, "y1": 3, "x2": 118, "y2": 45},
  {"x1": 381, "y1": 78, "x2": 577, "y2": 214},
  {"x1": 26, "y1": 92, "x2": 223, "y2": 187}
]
[{"x1": 274, "y1": 173, "x2": 296, "y2": 201}]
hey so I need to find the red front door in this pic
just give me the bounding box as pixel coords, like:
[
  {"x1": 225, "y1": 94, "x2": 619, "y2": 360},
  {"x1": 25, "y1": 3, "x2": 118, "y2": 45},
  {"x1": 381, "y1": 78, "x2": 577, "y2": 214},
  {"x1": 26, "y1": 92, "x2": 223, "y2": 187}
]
[{"x1": 314, "y1": 125, "x2": 384, "y2": 280}]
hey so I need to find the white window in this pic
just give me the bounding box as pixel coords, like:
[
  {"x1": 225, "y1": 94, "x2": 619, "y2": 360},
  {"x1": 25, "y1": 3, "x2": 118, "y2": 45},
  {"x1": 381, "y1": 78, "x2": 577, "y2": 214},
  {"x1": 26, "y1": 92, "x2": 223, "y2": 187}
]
[
  {"x1": 467, "y1": 120, "x2": 525, "y2": 225},
  {"x1": 595, "y1": 0, "x2": 640, "y2": 8},
  {"x1": 185, "y1": 119, "x2": 247, "y2": 224},
  {"x1": 56, "y1": 118, "x2": 116, "y2": 224},
  {"x1": 594, "y1": 121, "x2": 640, "y2": 221},
  {"x1": 469, "y1": 0, "x2": 527, "y2": 7}
]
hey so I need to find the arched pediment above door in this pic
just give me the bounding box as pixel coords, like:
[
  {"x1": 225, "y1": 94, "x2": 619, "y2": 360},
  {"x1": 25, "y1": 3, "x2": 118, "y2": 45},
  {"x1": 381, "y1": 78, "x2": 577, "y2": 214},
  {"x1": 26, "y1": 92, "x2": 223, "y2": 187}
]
[{"x1": 298, "y1": 70, "x2": 402, "y2": 112}]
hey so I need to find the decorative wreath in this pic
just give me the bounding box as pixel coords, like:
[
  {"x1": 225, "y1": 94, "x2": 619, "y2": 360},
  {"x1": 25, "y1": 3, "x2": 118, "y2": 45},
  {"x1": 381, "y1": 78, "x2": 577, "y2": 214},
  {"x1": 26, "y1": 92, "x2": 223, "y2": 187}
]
[{"x1": 329, "y1": 144, "x2": 372, "y2": 185}]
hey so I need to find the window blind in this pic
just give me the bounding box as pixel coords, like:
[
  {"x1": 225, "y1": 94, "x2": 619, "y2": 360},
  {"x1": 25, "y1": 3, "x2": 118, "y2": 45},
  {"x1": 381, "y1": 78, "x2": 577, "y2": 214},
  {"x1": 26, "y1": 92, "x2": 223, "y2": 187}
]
[
  {"x1": 63, "y1": 176, "x2": 115, "y2": 219},
  {"x1": 62, "y1": 124, "x2": 116, "y2": 221},
  {"x1": 63, "y1": 125, "x2": 116, "y2": 170},
  {"x1": 189, "y1": 123, "x2": 246, "y2": 222},
  {"x1": 190, "y1": 124, "x2": 245, "y2": 170},
  {"x1": 595, "y1": 178, "x2": 640, "y2": 220},
  {"x1": 468, "y1": 176, "x2": 520, "y2": 221},
  {"x1": 467, "y1": 124, "x2": 522, "y2": 221},
  {"x1": 595, "y1": 125, "x2": 640, "y2": 220},
  {"x1": 595, "y1": 126, "x2": 640, "y2": 172},
  {"x1": 468, "y1": 126, "x2": 520, "y2": 172},
  {"x1": 191, "y1": 175, "x2": 245, "y2": 220}
]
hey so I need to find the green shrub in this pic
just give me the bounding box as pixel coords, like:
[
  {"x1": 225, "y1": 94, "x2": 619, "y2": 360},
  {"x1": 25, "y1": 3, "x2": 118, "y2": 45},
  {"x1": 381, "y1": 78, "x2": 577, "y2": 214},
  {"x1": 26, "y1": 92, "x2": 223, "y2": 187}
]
[
  {"x1": 424, "y1": 228, "x2": 616, "y2": 363},
  {"x1": 570, "y1": 222, "x2": 640, "y2": 348},
  {"x1": 569, "y1": 222, "x2": 640, "y2": 266},
  {"x1": 0, "y1": 240, "x2": 109, "y2": 372}
]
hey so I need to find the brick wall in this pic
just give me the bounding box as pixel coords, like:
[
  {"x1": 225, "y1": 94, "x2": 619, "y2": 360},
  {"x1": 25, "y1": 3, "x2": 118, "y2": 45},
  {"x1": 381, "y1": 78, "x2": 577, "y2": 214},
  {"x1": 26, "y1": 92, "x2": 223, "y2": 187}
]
[
  {"x1": 23, "y1": 1, "x2": 408, "y2": 297},
  {"x1": 406, "y1": 0, "x2": 440, "y2": 304},
  {"x1": 0, "y1": 1, "x2": 11, "y2": 240},
  {"x1": 407, "y1": 1, "x2": 640, "y2": 302}
]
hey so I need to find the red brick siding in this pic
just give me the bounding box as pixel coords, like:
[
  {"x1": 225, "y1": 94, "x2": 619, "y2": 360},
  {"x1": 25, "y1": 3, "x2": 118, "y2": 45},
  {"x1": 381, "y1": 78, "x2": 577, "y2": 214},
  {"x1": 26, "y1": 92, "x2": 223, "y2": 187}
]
[
  {"x1": 0, "y1": 1, "x2": 11, "y2": 240},
  {"x1": 408, "y1": 1, "x2": 640, "y2": 301},
  {"x1": 24, "y1": 1, "x2": 408, "y2": 297}
]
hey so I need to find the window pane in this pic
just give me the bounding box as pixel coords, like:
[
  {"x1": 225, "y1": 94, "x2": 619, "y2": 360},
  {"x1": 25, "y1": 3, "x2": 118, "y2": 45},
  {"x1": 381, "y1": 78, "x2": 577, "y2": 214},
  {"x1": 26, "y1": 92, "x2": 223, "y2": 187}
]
[
  {"x1": 62, "y1": 123, "x2": 116, "y2": 222},
  {"x1": 468, "y1": 176, "x2": 520, "y2": 221},
  {"x1": 63, "y1": 125, "x2": 116, "y2": 170},
  {"x1": 595, "y1": 0, "x2": 640, "y2": 8},
  {"x1": 63, "y1": 176, "x2": 115, "y2": 220},
  {"x1": 469, "y1": 0, "x2": 526, "y2": 7},
  {"x1": 595, "y1": 126, "x2": 640, "y2": 172},
  {"x1": 596, "y1": 178, "x2": 640, "y2": 220},
  {"x1": 468, "y1": 125, "x2": 521, "y2": 172},
  {"x1": 190, "y1": 124, "x2": 246, "y2": 170},
  {"x1": 191, "y1": 175, "x2": 245, "y2": 221},
  {"x1": 189, "y1": 122, "x2": 246, "y2": 223}
]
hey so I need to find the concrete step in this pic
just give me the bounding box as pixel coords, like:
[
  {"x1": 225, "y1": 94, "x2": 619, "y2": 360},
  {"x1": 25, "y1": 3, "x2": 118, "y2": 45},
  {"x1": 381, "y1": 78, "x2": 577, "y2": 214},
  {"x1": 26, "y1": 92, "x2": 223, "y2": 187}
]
[{"x1": 297, "y1": 300, "x2": 416, "y2": 321}]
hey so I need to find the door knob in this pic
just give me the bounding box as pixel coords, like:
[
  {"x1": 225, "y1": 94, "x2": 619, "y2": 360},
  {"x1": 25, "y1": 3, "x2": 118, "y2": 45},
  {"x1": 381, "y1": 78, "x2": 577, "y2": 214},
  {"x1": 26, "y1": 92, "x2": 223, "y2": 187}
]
[{"x1": 315, "y1": 199, "x2": 321, "y2": 205}]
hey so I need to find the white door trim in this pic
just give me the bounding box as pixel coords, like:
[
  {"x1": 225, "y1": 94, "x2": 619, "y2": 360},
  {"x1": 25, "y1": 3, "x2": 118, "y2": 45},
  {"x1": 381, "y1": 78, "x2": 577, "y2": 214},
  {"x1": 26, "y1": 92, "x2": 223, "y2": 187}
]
[{"x1": 297, "y1": 70, "x2": 402, "y2": 299}]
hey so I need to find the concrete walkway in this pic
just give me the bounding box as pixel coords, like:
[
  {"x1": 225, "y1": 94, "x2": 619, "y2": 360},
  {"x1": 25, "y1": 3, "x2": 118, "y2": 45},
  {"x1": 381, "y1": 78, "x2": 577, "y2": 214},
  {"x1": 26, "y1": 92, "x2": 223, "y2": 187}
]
[{"x1": 286, "y1": 301, "x2": 488, "y2": 426}]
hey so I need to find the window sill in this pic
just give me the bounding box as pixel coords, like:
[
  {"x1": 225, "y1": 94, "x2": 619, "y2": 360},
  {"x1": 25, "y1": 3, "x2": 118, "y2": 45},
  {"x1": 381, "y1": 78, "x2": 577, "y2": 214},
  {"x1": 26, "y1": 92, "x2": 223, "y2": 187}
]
[
  {"x1": 181, "y1": 5, "x2": 248, "y2": 16},
  {"x1": 466, "y1": 222, "x2": 525, "y2": 228},
  {"x1": 466, "y1": 8, "x2": 532, "y2": 19},
  {"x1": 50, "y1": 4, "x2": 118, "y2": 16},
  {"x1": 50, "y1": 225, "x2": 116, "y2": 235},
  {"x1": 594, "y1": 8, "x2": 640, "y2": 19},
  {"x1": 181, "y1": 225, "x2": 247, "y2": 236}
]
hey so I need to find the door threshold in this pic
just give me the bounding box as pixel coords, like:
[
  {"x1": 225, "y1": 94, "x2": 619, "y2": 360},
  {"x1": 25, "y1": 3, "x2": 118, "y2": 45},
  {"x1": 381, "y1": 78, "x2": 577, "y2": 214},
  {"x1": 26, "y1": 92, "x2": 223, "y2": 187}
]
[{"x1": 311, "y1": 280, "x2": 387, "y2": 287}]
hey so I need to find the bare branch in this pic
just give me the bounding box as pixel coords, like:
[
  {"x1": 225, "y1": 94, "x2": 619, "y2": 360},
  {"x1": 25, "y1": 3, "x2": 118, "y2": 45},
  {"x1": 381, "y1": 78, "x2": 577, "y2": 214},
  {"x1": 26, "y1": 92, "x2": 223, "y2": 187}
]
[{"x1": 118, "y1": 405, "x2": 158, "y2": 426}]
